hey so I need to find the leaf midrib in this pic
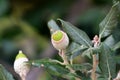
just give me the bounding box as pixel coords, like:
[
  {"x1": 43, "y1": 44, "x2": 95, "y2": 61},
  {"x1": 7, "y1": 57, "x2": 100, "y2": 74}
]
[
  {"x1": 99, "y1": 2, "x2": 119, "y2": 39},
  {"x1": 65, "y1": 22, "x2": 91, "y2": 47},
  {"x1": 104, "y1": 49, "x2": 111, "y2": 80},
  {"x1": 99, "y1": 6, "x2": 115, "y2": 39}
]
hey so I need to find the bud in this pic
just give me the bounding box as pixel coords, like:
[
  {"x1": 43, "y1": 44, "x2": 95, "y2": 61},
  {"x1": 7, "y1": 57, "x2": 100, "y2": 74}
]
[
  {"x1": 14, "y1": 50, "x2": 30, "y2": 80},
  {"x1": 92, "y1": 35, "x2": 100, "y2": 47},
  {"x1": 51, "y1": 30, "x2": 69, "y2": 50}
]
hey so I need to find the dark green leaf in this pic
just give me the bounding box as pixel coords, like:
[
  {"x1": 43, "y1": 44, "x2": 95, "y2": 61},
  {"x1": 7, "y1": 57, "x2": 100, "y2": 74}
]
[
  {"x1": 47, "y1": 19, "x2": 60, "y2": 34},
  {"x1": 81, "y1": 47, "x2": 100, "y2": 59},
  {"x1": 99, "y1": 43, "x2": 116, "y2": 79},
  {"x1": 71, "y1": 63, "x2": 92, "y2": 72},
  {"x1": 98, "y1": 77, "x2": 107, "y2": 80},
  {"x1": 99, "y1": 1, "x2": 119, "y2": 39},
  {"x1": 115, "y1": 55, "x2": 120, "y2": 64},
  {"x1": 104, "y1": 35, "x2": 115, "y2": 48},
  {"x1": 65, "y1": 73, "x2": 81, "y2": 80},
  {"x1": 70, "y1": 48, "x2": 87, "y2": 60},
  {"x1": 0, "y1": 64, "x2": 14, "y2": 80},
  {"x1": 30, "y1": 59, "x2": 81, "y2": 79},
  {"x1": 81, "y1": 77, "x2": 91, "y2": 80},
  {"x1": 81, "y1": 48, "x2": 92, "y2": 58},
  {"x1": 66, "y1": 42, "x2": 88, "y2": 60},
  {"x1": 113, "y1": 41, "x2": 120, "y2": 50},
  {"x1": 58, "y1": 19, "x2": 92, "y2": 47},
  {"x1": 71, "y1": 63, "x2": 92, "y2": 80},
  {"x1": 66, "y1": 42, "x2": 81, "y2": 55},
  {"x1": 30, "y1": 59, "x2": 69, "y2": 77}
]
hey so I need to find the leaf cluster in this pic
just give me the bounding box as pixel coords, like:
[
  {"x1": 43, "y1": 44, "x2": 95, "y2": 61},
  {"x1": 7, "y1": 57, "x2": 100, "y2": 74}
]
[{"x1": 0, "y1": 1, "x2": 120, "y2": 80}]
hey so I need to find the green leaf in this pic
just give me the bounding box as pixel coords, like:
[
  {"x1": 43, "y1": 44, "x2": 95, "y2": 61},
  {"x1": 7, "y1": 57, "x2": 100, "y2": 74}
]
[
  {"x1": 58, "y1": 19, "x2": 92, "y2": 47},
  {"x1": 113, "y1": 41, "x2": 120, "y2": 50},
  {"x1": 98, "y1": 77, "x2": 107, "y2": 80},
  {"x1": 30, "y1": 59, "x2": 81, "y2": 79},
  {"x1": 30, "y1": 59, "x2": 69, "y2": 77},
  {"x1": 70, "y1": 47, "x2": 87, "y2": 61},
  {"x1": 66, "y1": 42, "x2": 88, "y2": 60},
  {"x1": 71, "y1": 63, "x2": 92, "y2": 80},
  {"x1": 47, "y1": 19, "x2": 60, "y2": 34},
  {"x1": 99, "y1": 43, "x2": 116, "y2": 79},
  {"x1": 66, "y1": 42, "x2": 81, "y2": 55},
  {"x1": 0, "y1": 64, "x2": 14, "y2": 80},
  {"x1": 71, "y1": 63, "x2": 92, "y2": 72},
  {"x1": 99, "y1": 1, "x2": 119, "y2": 39},
  {"x1": 81, "y1": 46, "x2": 100, "y2": 59},
  {"x1": 115, "y1": 55, "x2": 120, "y2": 64},
  {"x1": 104, "y1": 35, "x2": 115, "y2": 48},
  {"x1": 81, "y1": 48, "x2": 93, "y2": 58}
]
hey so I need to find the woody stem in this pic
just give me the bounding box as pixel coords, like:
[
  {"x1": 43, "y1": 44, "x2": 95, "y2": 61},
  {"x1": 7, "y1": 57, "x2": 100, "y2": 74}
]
[{"x1": 91, "y1": 54, "x2": 97, "y2": 80}]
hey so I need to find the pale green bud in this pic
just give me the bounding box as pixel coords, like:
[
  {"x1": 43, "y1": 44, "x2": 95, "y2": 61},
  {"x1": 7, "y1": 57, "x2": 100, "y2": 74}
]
[{"x1": 51, "y1": 30, "x2": 69, "y2": 50}]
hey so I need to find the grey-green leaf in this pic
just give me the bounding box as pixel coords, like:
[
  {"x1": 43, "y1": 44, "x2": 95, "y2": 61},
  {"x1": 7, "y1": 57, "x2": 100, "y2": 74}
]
[
  {"x1": 47, "y1": 19, "x2": 60, "y2": 34},
  {"x1": 30, "y1": 59, "x2": 69, "y2": 77},
  {"x1": 98, "y1": 77, "x2": 107, "y2": 80},
  {"x1": 0, "y1": 64, "x2": 14, "y2": 80},
  {"x1": 66, "y1": 42, "x2": 88, "y2": 60},
  {"x1": 71, "y1": 63, "x2": 92, "y2": 80},
  {"x1": 99, "y1": 43, "x2": 116, "y2": 79},
  {"x1": 115, "y1": 55, "x2": 120, "y2": 64},
  {"x1": 81, "y1": 48, "x2": 92, "y2": 58},
  {"x1": 99, "y1": 1, "x2": 119, "y2": 39},
  {"x1": 81, "y1": 47, "x2": 100, "y2": 59},
  {"x1": 72, "y1": 63, "x2": 92, "y2": 72},
  {"x1": 113, "y1": 41, "x2": 120, "y2": 50},
  {"x1": 104, "y1": 35, "x2": 115, "y2": 48},
  {"x1": 58, "y1": 19, "x2": 92, "y2": 47}
]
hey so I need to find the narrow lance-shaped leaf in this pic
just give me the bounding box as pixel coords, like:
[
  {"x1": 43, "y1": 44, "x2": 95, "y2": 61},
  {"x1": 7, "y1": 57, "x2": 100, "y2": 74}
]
[
  {"x1": 58, "y1": 19, "x2": 92, "y2": 47},
  {"x1": 113, "y1": 41, "x2": 120, "y2": 50},
  {"x1": 48, "y1": 19, "x2": 60, "y2": 34},
  {"x1": 30, "y1": 59, "x2": 81, "y2": 79},
  {"x1": 71, "y1": 63, "x2": 92, "y2": 72},
  {"x1": 0, "y1": 64, "x2": 14, "y2": 80},
  {"x1": 99, "y1": 1, "x2": 119, "y2": 39},
  {"x1": 99, "y1": 43, "x2": 116, "y2": 79},
  {"x1": 30, "y1": 59, "x2": 69, "y2": 77}
]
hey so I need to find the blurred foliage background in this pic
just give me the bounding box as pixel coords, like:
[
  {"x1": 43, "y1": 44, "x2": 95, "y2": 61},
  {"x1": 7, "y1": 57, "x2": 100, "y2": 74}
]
[{"x1": 0, "y1": 0, "x2": 120, "y2": 80}]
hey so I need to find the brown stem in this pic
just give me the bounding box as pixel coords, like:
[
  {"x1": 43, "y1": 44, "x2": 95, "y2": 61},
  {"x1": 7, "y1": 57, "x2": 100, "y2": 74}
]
[{"x1": 91, "y1": 54, "x2": 97, "y2": 80}]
